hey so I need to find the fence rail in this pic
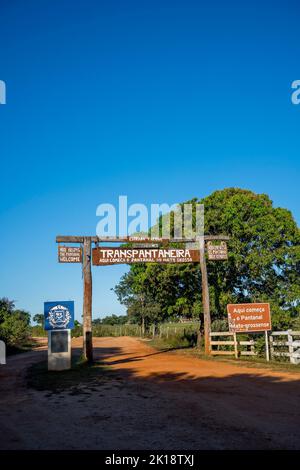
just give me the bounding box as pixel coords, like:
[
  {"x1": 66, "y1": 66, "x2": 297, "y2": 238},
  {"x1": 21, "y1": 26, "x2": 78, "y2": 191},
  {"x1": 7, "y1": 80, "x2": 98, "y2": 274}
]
[
  {"x1": 210, "y1": 331, "x2": 256, "y2": 358},
  {"x1": 270, "y1": 330, "x2": 300, "y2": 364},
  {"x1": 158, "y1": 322, "x2": 198, "y2": 339}
]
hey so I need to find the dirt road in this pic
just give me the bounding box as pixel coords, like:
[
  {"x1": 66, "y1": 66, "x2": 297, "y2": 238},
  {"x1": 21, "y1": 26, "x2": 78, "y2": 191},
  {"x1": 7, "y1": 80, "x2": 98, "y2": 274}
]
[{"x1": 1, "y1": 336, "x2": 300, "y2": 449}]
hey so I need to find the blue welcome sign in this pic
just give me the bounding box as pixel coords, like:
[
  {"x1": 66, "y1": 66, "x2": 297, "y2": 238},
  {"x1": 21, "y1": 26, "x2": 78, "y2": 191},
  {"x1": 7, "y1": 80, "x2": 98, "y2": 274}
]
[{"x1": 44, "y1": 301, "x2": 75, "y2": 330}]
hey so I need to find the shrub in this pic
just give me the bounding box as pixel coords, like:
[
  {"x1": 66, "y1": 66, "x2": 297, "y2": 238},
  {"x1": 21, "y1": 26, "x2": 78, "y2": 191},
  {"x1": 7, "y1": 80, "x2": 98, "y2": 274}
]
[{"x1": 0, "y1": 299, "x2": 30, "y2": 347}]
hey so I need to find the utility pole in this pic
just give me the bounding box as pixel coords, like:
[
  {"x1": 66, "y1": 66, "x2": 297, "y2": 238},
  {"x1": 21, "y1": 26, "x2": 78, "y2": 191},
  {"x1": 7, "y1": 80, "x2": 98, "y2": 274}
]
[{"x1": 83, "y1": 237, "x2": 93, "y2": 362}]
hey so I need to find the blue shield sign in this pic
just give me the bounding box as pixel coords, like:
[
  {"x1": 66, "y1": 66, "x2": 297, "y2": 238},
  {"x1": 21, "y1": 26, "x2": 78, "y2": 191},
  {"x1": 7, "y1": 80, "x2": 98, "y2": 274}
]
[{"x1": 44, "y1": 301, "x2": 75, "y2": 330}]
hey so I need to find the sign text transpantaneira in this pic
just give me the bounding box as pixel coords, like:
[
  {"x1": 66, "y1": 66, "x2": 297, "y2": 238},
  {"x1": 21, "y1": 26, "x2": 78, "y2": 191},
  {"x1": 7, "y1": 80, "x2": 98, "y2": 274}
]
[{"x1": 92, "y1": 247, "x2": 200, "y2": 265}]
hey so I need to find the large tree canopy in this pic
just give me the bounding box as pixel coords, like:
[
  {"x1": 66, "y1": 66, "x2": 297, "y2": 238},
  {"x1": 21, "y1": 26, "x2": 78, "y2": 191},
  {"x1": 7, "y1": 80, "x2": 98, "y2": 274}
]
[
  {"x1": 114, "y1": 188, "x2": 300, "y2": 330},
  {"x1": 0, "y1": 298, "x2": 30, "y2": 347}
]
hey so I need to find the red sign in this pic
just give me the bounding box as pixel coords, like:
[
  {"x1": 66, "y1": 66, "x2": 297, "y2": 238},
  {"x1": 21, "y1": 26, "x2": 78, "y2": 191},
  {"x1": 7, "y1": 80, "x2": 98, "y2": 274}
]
[
  {"x1": 92, "y1": 247, "x2": 200, "y2": 265},
  {"x1": 227, "y1": 303, "x2": 271, "y2": 333}
]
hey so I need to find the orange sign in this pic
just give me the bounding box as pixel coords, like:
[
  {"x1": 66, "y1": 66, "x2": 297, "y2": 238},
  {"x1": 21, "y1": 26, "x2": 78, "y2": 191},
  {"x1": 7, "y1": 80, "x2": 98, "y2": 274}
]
[
  {"x1": 227, "y1": 303, "x2": 271, "y2": 333},
  {"x1": 92, "y1": 247, "x2": 200, "y2": 265}
]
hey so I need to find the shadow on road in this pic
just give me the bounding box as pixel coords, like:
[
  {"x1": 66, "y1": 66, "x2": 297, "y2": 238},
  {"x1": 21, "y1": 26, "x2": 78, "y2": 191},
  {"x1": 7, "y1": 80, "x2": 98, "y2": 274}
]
[{"x1": 1, "y1": 340, "x2": 300, "y2": 449}]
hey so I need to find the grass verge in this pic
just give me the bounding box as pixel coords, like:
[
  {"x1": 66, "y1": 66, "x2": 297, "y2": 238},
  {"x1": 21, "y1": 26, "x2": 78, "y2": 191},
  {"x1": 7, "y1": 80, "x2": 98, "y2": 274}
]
[{"x1": 147, "y1": 337, "x2": 300, "y2": 374}]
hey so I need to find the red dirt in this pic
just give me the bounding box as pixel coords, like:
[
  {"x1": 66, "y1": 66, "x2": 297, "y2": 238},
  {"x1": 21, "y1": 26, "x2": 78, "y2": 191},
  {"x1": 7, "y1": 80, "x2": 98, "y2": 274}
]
[{"x1": 1, "y1": 336, "x2": 300, "y2": 449}]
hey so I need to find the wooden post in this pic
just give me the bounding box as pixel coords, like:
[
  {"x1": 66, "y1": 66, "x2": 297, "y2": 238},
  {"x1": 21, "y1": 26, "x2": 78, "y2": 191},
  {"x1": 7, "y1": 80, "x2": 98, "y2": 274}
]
[
  {"x1": 269, "y1": 334, "x2": 274, "y2": 360},
  {"x1": 233, "y1": 332, "x2": 238, "y2": 359},
  {"x1": 141, "y1": 316, "x2": 145, "y2": 337},
  {"x1": 196, "y1": 320, "x2": 202, "y2": 349},
  {"x1": 199, "y1": 238, "x2": 211, "y2": 355},
  {"x1": 83, "y1": 237, "x2": 93, "y2": 362},
  {"x1": 287, "y1": 329, "x2": 293, "y2": 364},
  {"x1": 265, "y1": 330, "x2": 270, "y2": 362}
]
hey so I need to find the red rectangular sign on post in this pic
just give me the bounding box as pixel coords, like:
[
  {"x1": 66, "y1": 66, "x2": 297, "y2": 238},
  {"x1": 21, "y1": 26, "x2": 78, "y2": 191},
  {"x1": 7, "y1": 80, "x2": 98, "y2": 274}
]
[{"x1": 227, "y1": 303, "x2": 271, "y2": 333}]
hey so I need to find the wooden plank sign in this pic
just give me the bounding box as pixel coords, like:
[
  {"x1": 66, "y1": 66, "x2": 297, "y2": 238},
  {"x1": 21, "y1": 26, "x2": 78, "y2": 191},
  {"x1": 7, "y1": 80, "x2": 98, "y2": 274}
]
[
  {"x1": 92, "y1": 247, "x2": 200, "y2": 265},
  {"x1": 58, "y1": 246, "x2": 82, "y2": 263},
  {"x1": 227, "y1": 303, "x2": 271, "y2": 333},
  {"x1": 207, "y1": 241, "x2": 228, "y2": 260},
  {"x1": 127, "y1": 236, "x2": 168, "y2": 242}
]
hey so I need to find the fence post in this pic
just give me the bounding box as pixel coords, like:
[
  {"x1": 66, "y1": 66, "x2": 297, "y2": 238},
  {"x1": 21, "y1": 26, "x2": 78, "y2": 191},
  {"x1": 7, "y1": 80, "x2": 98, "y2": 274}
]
[
  {"x1": 265, "y1": 330, "x2": 270, "y2": 362},
  {"x1": 288, "y1": 330, "x2": 293, "y2": 363},
  {"x1": 233, "y1": 332, "x2": 238, "y2": 359},
  {"x1": 269, "y1": 334, "x2": 274, "y2": 360}
]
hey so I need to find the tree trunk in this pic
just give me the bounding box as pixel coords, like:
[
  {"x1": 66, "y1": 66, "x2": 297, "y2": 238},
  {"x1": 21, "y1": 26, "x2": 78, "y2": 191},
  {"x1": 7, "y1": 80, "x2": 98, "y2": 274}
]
[{"x1": 141, "y1": 316, "x2": 145, "y2": 337}]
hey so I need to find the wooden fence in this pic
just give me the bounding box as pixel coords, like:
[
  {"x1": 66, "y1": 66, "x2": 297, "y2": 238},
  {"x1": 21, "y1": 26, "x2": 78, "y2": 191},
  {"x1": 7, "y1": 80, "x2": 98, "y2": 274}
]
[
  {"x1": 270, "y1": 330, "x2": 300, "y2": 364},
  {"x1": 158, "y1": 322, "x2": 198, "y2": 339},
  {"x1": 210, "y1": 331, "x2": 256, "y2": 358}
]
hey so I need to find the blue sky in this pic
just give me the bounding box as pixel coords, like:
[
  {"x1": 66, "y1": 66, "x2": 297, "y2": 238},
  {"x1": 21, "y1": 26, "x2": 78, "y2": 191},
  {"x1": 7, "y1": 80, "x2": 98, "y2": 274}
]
[{"x1": 0, "y1": 0, "x2": 299, "y2": 321}]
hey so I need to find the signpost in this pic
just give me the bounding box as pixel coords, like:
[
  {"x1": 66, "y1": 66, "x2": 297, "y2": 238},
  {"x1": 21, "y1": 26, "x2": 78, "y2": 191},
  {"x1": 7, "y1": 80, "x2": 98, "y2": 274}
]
[
  {"x1": 83, "y1": 237, "x2": 93, "y2": 362},
  {"x1": 44, "y1": 301, "x2": 75, "y2": 370},
  {"x1": 56, "y1": 234, "x2": 230, "y2": 360},
  {"x1": 199, "y1": 238, "x2": 211, "y2": 355},
  {"x1": 227, "y1": 303, "x2": 271, "y2": 360}
]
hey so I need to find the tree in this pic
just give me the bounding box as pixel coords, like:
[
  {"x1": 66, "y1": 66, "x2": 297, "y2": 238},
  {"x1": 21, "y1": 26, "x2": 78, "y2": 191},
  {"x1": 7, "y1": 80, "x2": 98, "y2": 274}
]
[
  {"x1": 114, "y1": 188, "x2": 300, "y2": 331},
  {"x1": 0, "y1": 298, "x2": 30, "y2": 347},
  {"x1": 114, "y1": 264, "x2": 167, "y2": 331},
  {"x1": 0, "y1": 298, "x2": 15, "y2": 322},
  {"x1": 92, "y1": 314, "x2": 128, "y2": 326},
  {"x1": 201, "y1": 188, "x2": 300, "y2": 329},
  {"x1": 33, "y1": 313, "x2": 44, "y2": 327}
]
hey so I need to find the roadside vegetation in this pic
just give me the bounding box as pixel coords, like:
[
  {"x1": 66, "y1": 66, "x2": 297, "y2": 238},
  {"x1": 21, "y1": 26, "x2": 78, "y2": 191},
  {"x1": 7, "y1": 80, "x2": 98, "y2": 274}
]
[
  {"x1": 114, "y1": 188, "x2": 300, "y2": 339},
  {"x1": 0, "y1": 298, "x2": 35, "y2": 353}
]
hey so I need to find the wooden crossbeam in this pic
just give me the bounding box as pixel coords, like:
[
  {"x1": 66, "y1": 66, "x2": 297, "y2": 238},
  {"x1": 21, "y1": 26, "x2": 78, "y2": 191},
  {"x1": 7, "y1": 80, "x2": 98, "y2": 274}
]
[{"x1": 56, "y1": 235, "x2": 230, "y2": 244}]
